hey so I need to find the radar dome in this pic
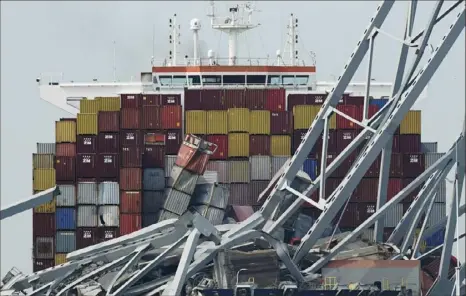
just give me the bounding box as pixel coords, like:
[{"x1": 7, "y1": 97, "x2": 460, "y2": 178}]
[{"x1": 190, "y1": 18, "x2": 201, "y2": 30}]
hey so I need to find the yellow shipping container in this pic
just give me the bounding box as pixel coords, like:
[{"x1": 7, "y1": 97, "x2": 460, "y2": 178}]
[
  {"x1": 55, "y1": 253, "x2": 67, "y2": 265},
  {"x1": 33, "y1": 169, "x2": 56, "y2": 191},
  {"x1": 270, "y1": 135, "x2": 291, "y2": 156},
  {"x1": 206, "y1": 111, "x2": 228, "y2": 134},
  {"x1": 400, "y1": 110, "x2": 421, "y2": 134},
  {"x1": 328, "y1": 113, "x2": 337, "y2": 130},
  {"x1": 186, "y1": 111, "x2": 207, "y2": 134},
  {"x1": 33, "y1": 154, "x2": 55, "y2": 169},
  {"x1": 228, "y1": 133, "x2": 250, "y2": 157},
  {"x1": 250, "y1": 110, "x2": 271, "y2": 135},
  {"x1": 77, "y1": 113, "x2": 98, "y2": 135},
  {"x1": 79, "y1": 99, "x2": 101, "y2": 114},
  {"x1": 98, "y1": 97, "x2": 121, "y2": 111},
  {"x1": 228, "y1": 108, "x2": 249, "y2": 133},
  {"x1": 32, "y1": 190, "x2": 56, "y2": 213},
  {"x1": 293, "y1": 105, "x2": 320, "y2": 130},
  {"x1": 55, "y1": 120, "x2": 76, "y2": 143}
]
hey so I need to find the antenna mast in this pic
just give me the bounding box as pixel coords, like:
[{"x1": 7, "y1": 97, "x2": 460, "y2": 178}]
[
  {"x1": 169, "y1": 14, "x2": 181, "y2": 66},
  {"x1": 286, "y1": 14, "x2": 299, "y2": 66}
]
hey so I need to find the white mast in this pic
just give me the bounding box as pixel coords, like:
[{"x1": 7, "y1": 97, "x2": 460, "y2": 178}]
[
  {"x1": 286, "y1": 13, "x2": 299, "y2": 66},
  {"x1": 190, "y1": 18, "x2": 201, "y2": 65},
  {"x1": 169, "y1": 14, "x2": 181, "y2": 66}
]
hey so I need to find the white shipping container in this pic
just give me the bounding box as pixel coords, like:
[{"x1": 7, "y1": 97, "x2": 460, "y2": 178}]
[
  {"x1": 250, "y1": 156, "x2": 272, "y2": 181},
  {"x1": 271, "y1": 157, "x2": 289, "y2": 176},
  {"x1": 56, "y1": 231, "x2": 76, "y2": 253},
  {"x1": 198, "y1": 171, "x2": 219, "y2": 184},
  {"x1": 165, "y1": 155, "x2": 177, "y2": 178},
  {"x1": 77, "y1": 206, "x2": 98, "y2": 227},
  {"x1": 426, "y1": 203, "x2": 445, "y2": 227},
  {"x1": 421, "y1": 142, "x2": 438, "y2": 153},
  {"x1": 206, "y1": 161, "x2": 228, "y2": 183},
  {"x1": 77, "y1": 182, "x2": 99, "y2": 205},
  {"x1": 56, "y1": 185, "x2": 76, "y2": 207},
  {"x1": 98, "y1": 206, "x2": 120, "y2": 227},
  {"x1": 194, "y1": 205, "x2": 225, "y2": 225},
  {"x1": 37, "y1": 143, "x2": 56, "y2": 155},
  {"x1": 384, "y1": 204, "x2": 404, "y2": 227},
  {"x1": 98, "y1": 182, "x2": 120, "y2": 205},
  {"x1": 163, "y1": 188, "x2": 191, "y2": 215},
  {"x1": 227, "y1": 161, "x2": 250, "y2": 183}
]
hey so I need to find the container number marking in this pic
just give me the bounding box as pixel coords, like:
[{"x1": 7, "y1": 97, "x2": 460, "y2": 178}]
[
  {"x1": 168, "y1": 133, "x2": 176, "y2": 140},
  {"x1": 84, "y1": 138, "x2": 92, "y2": 145},
  {"x1": 105, "y1": 135, "x2": 114, "y2": 139},
  {"x1": 123, "y1": 147, "x2": 129, "y2": 151},
  {"x1": 83, "y1": 156, "x2": 91, "y2": 163},
  {"x1": 410, "y1": 155, "x2": 419, "y2": 163},
  {"x1": 128, "y1": 95, "x2": 135, "y2": 99},
  {"x1": 343, "y1": 133, "x2": 352, "y2": 140},
  {"x1": 126, "y1": 134, "x2": 135, "y2": 140},
  {"x1": 271, "y1": 113, "x2": 279, "y2": 117},
  {"x1": 83, "y1": 231, "x2": 92, "y2": 238},
  {"x1": 104, "y1": 156, "x2": 113, "y2": 163},
  {"x1": 167, "y1": 99, "x2": 175, "y2": 103},
  {"x1": 105, "y1": 232, "x2": 114, "y2": 239}
]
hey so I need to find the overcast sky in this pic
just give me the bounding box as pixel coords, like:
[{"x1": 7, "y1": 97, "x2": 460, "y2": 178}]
[{"x1": 1, "y1": 1, "x2": 464, "y2": 277}]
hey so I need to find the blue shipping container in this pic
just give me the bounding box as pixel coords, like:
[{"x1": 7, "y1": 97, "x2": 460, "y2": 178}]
[
  {"x1": 303, "y1": 159, "x2": 318, "y2": 180},
  {"x1": 369, "y1": 98, "x2": 389, "y2": 109},
  {"x1": 56, "y1": 208, "x2": 76, "y2": 230},
  {"x1": 425, "y1": 227, "x2": 445, "y2": 247},
  {"x1": 143, "y1": 168, "x2": 165, "y2": 191}
]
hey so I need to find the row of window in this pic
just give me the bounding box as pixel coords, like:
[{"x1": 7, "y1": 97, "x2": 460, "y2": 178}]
[{"x1": 154, "y1": 74, "x2": 311, "y2": 86}]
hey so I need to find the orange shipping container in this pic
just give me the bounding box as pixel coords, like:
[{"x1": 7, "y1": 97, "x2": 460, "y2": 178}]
[
  {"x1": 120, "y1": 191, "x2": 142, "y2": 213},
  {"x1": 120, "y1": 214, "x2": 142, "y2": 235},
  {"x1": 161, "y1": 106, "x2": 182, "y2": 129},
  {"x1": 56, "y1": 143, "x2": 76, "y2": 157}
]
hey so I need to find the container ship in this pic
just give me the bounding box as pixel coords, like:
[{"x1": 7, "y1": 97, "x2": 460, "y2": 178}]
[{"x1": 3, "y1": 1, "x2": 462, "y2": 296}]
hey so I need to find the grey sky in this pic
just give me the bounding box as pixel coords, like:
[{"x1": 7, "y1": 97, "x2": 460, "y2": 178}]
[{"x1": 1, "y1": 1, "x2": 464, "y2": 277}]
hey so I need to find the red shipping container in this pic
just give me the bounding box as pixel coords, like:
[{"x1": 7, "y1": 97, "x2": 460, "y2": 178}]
[
  {"x1": 399, "y1": 134, "x2": 421, "y2": 153},
  {"x1": 161, "y1": 94, "x2": 181, "y2": 106},
  {"x1": 120, "y1": 168, "x2": 142, "y2": 190},
  {"x1": 98, "y1": 133, "x2": 119, "y2": 153},
  {"x1": 402, "y1": 178, "x2": 420, "y2": 203},
  {"x1": 121, "y1": 94, "x2": 141, "y2": 109},
  {"x1": 319, "y1": 151, "x2": 357, "y2": 178},
  {"x1": 33, "y1": 259, "x2": 55, "y2": 272},
  {"x1": 345, "y1": 96, "x2": 364, "y2": 106},
  {"x1": 365, "y1": 154, "x2": 381, "y2": 178},
  {"x1": 56, "y1": 143, "x2": 76, "y2": 157},
  {"x1": 353, "y1": 178, "x2": 379, "y2": 202},
  {"x1": 336, "y1": 105, "x2": 363, "y2": 129},
  {"x1": 121, "y1": 146, "x2": 142, "y2": 167},
  {"x1": 97, "y1": 227, "x2": 119, "y2": 243},
  {"x1": 175, "y1": 137, "x2": 215, "y2": 175},
  {"x1": 141, "y1": 94, "x2": 161, "y2": 106},
  {"x1": 245, "y1": 89, "x2": 266, "y2": 110},
  {"x1": 120, "y1": 130, "x2": 142, "y2": 147},
  {"x1": 165, "y1": 130, "x2": 182, "y2": 155},
  {"x1": 142, "y1": 146, "x2": 165, "y2": 168},
  {"x1": 33, "y1": 213, "x2": 55, "y2": 237},
  {"x1": 120, "y1": 108, "x2": 141, "y2": 129},
  {"x1": 161, "y1": 105, "x2": 182, "y2": 129},
  {"x1": 185, "y1": 89, "x2": 202, "y2": 111},
  {"x1": 390, "y1": 153, "x2": 403, "y2": 178},
  {"x1": 76, "y1": 227, "x2": 98, "y2": 250},
  {"x1": 144, "y1": 131, "x2": 166, "y2": 145},
  {"x1": 141, "y1": 106, "x2": 162, "y2": 129},
  {"x1": 359, "y1": 133, "x2": 400, "y2": 153},
  {"x1": 224, "y1": 89, "x2": 246, "y2": 109},
  {"x1": 387, "y1": 178, "x2": 403, "y2": 201},
  {"x1": 98, "y1": 111, "x2": 120, "y2": 132},
  {"x1": 403, "y1": 153, "x2": 425, "y2": 178},
  {"x1": 76, "y1": 135, "x2": 97, "y2": 154},
  {"x1": 120, "y1": 191, "x2": 142, "y2": 213},
  {"x1": 206, "y1": 135, "x2": 228, "y2": 160},
  {"x1": 249, "y1": 135, "x2": 270, "y2": 156},
  {"x1": 265, "y1": 89, "x2": 285, "y2": 112},
  {"x1": 335, "y1": 129, "x2": 359, "y2": 152},
  {"x1": 55, "y1": 156, "x2": 76, "y2": 183},
  {"x1": 308, "y1": 178, "x2": 342, "y2": 204},
  {"x1": 358, "y1": 202, "x2": 377, "y2": 223},
  {"x1": 98, "y1": 154, "x2": 119, "y2": 180},
  {"x1": 293, "y1": 130, "x2": 337, "y2": 158},
  {"x1": 287, "y1": 94, "x2": 309, "y2": 112},
  {"x1": 308, "y1": 93, "x2": 328, "y2": 105},
  {"x1": 366, "y1": 104, "x2": 380, "y2": 120},
  {"x1": 270, "y1": 111, "x2": 292, "y2": 135},
  {"x1": 339, "y1": 202, "x2": 360, "y2": 228},
  {"x1": 120, "y1": 214, "x2": 142, "y2": 235},
  {"x1": 201, "y1": 89, "x2": 225, "y2": 110}
]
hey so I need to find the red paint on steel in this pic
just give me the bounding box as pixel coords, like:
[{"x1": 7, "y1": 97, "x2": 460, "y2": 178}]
[
  {"x1": 120, "y1": 94, "x2": 141, "y2": 109},
  {"x1": 56, "y1": 143, "x2": 76, "y2": 157},
  {"x1": 98, "y1": 111, "x2": 120, "y2": 132},
  {"x1": 121, "y1": 146, "x2": 142, "y2": 168},
  {"x1": 119, "y1": 214, "x2": 142, "y2": 235},
  {"x1": 270, "y1": 111, "x2": 292, "y2": 135},
  {"x1": 201, "y1": 89, "x2": 225, "y2": 110},
  {"x1": 120, "y1": 191, "x2": 142, "y2": 213},
  {"x1": 76, "y1": 135, "x2": 97, "y2": 154},
  {"x1": 120, "y1": 108, "x2": 141, "y2": 129},
  {"x1": 142, "y1": 146, "x2": 165, "y2": 168},
  {"x1": 97, "y1": 133, "x2": 119, "y2": 153},
  {"x1": 55, "y1": 156, "x2": 76, "y2": 183},
  {"x1": 206, "y1": 135, "x2": 228, "y2": 160},
  {"x1": 120, "y1": 130, "x2": 142, "y2": 147},
  {"x1": 161, "y1": 105, "x2": 182, "y2": 129},
  {"x1": 249, "y1": 135, "x2": 270, "y2": 156},
  {"x1": 141, "y1": 94, "x2": 162, "y2": 106},
  {"x1": 265, "y1": 89, "x2": 285, "y2": 111},
  {"x1": 120, "y1": 168, "x2": 142, "y2": 190}
]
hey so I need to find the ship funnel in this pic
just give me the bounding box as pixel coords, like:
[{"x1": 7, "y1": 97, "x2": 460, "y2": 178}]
[{"x1": 190, "y1": 18, "x2": 201, "y2": 65}]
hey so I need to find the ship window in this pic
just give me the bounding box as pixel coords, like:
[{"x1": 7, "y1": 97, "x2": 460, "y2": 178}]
[
  {"x1": 152, "y1": 76, "x2": 158, "y2": 84},
  {"x1": 188, "y1": 75, "x2": 201, "y2": 85},
  {"x1": 282, "y1": 75, "x2": 295, "y2": 85},
  {"x1": 295, "y1": 75, "x2": 309, "y2": 85},
  {"x1": 159, "y1": 76, "x2": 172, "y2": 86},
  {"x1": 246, "y1": 75, "x2": 266, "y2": 85},
  {"x1": 172, "y1": 76, "x2": 187, "y2": 85},
  {"x1": 223, "y1": 75, "x2": 245, "y2": 85},
  {"x1": 267, "y1": 75, "x2": 281, "y2": 85},
  {"x1": 202, "y1": 75, "x2": 221, "y2": 85}
]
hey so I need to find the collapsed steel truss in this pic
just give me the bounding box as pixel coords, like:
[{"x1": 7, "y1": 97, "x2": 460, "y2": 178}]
[{"x1": 1, "y1": 1, "x2": 465, "y2": 295}]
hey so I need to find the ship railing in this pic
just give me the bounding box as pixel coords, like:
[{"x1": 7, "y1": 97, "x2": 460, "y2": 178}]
[
  {"x1": 151, "y1": 57, "x2": 313, "y2": 67},
  {"x1": 37, "y1": 72, "x2": 64, "y2": 85}
]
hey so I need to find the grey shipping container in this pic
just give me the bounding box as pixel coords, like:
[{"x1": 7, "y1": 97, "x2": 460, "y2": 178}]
[
  {"x1": 158, "y1": 209, "x2": 180, "y2": 221},
  {"x1": 228, "y1": 184, "x2": 252, "y2": 205},
  {"x1": 293, "y1": 213, "x2": 314, "y2": 238},
  {"x1": 98, "y1": 206, "x2": 120, "y2": 227},
  {"x1": 163, "y1": 188, "x2": 191, "y2": 215},
  {"x1": 421, "y1": 142, "x2": 438, "y2": 153},
  {"x1": 143, "y1": 168, "x2": 166, "y2": 191},
  {"x1": 426, "y1": 203, "x2": 445, "y2": 227},
  {"x1": 250, "y1": 156, "x2": 272, "y2": 181},
  {"x1": 77, "y1": 182, "x2": 99, "y2": 205},
  {"x1": 35, "y1": 237, "x2": 54, "y2": 259},
  {"x1": 424, "y1": 153, "x2": 447, "y2": 203},
  {"x1": 198, "y1": 170, "x2": 218, "y2": 184},
  {"x1": 165, "y1": 155, "x2": 177, "y2": 177},
  {"x1": 56, "y1": 185, "x2": 76, "y2": 207},
  {"x1": 193, "y1": 205, "x2": 225, "y2": 225},
  {"x1": 271, "y1": 156, "x2": 289, "y2": 176},
  {"x1": 77, "y1": 206, "x2": 98, "y2": 227},
  {"x1": 167, "y1": 165, "x2": 199, "y2": 194},
  {"x1": 206, "y1": 161, "x2": 228, "y2": 183},
  {"x1": 192, "y1": 183, "x2": 229, "y2": 209},
  {"x1": 434, "y1": 180, "x2": 446, "y2": 203},
  {"x1": 384, "y1": 203, "x2": 404, "y2": 227},
  {"x1": 98, "y1": 182, "x2": 120, "y2": 205},
  {"x1": 227, "y1": 161, "x2": 250, "y2": 183},
  {"x1": 37, "y1": 143, "x2": 56, "y2": 155},
  {"x1": 55, "y1": 231, "x2": 76, "y2": 253}
]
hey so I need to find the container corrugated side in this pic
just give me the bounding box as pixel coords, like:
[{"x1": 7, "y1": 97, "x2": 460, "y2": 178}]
[
  {"x1": 400, "y1": 110, "x2": 421, "y2": 134},
  {"x1": 121, "y1": 191, "x2": 142, "y2": 213},
  {"x1": 98, "y1": 206, "x2": 120, "y2": 227},
  {"x1": 33, "y1": 191, "x2": 56, "y2": 213},
  {"x1": 198, "y1": 170, "x2": 219, "y2": 184},
  {"x1": 270, "y1": 135, "x2": 291, "y2": 156},
  {"x1": 228, "y1": 133, "x2": 249, "y2": 158},
  {"x1": 98, "y1": 182, "x2": 120, "y2": 205},
  {"x1": 56, "y1": 185, "x2": 76, "y2": 206},
  {"x1": 56, "y1": 208, "x2": 76, "y2": 230},
  {"x1": 206, "y1": 111, "x2": 228, "y2": 135},
  {"x1": 384, "y1": 203, "x2": 404, "y2": 227},
  {"x1": 206, "y1": 161, "x2": 228, "y2": 183},
  {"x1": 229, "y1": 184, "x2": 252, "y2": 205},
  {"x1": 33, "y1": 169, "x2": 56, "y2": 191},
  {"x1": 55, "y1": 231, "x2": 76, "y2": 253},
  {"x1": 421, "y1": 142, "x2": 438, "y2": 153},
  {"x1": 249, "y1": 110, "x2": 271, "y2": 135},
  {"x1": 77, "y1": 206, "x2": 98, "y2": 227},
  {"x1": 56, "y1": 143, "x2": 76, "y2": 157},
  {"x1": 77, "y1": 113, "x2": 98, "y2": 135},
  {"x1": 250, "y1": 156, "x2": 271, "y2": 181},
  {"x1": 120, "y1": 168, "x2": 142, "y2": 191},
  {"x1": 426, "y1": 203, "x2": 445, "y2": 227},
  {"x1": 424, "y1": 152, "x2": 447, "y2": 202},
  {"x1": 143, "y1": 168, "x2": 165, "y2": 191},
  {"x1": 293, "y1": 105, "x2": 320, "y2": 130},
  {"x1": 193, "y1": 205, "x2": 225, "y2": 225},
  {"x1": 142, "y1": 191, "x2": 165, "y2": 213},
  {"x1": 271, "y1": 157, "x2": 289, "y2": 176},
  {"x1": 227, "y1": 161, "x2": 250, "y2": 183},
  {"x1": 56, "y1": 121, "x2": 77, "y2": 143},
  {"x1": 167, "y1": 165, "x2": 199, "y2": 194},
  {"x1": 192, "y1": 184, "x2": 229, "y2": 209},
  {"x1": 228, "y1": 108, "x2": 250, "y2": 133},
  {"x1": 55, "y1": 254, "x2": 67, "y2": 265},
  {"x1": 249, "y1": 181, "x2": 269, "y2": 205},
  {"x1": 37, "y1": 143, "x2": 56, "y2": 155},
  {"x1": 158, "y1": 210, "x2": 181, "y2": 221},
  {"x1": 77, "y1": 182, "x2": 99, "y2": 205},
  {"x1": 35, "y1": 237, "x2": 54, "y2": 259},
  {"x1": 80, "y1": 99, "x2": 101, "y2": 113},
  {"x1": 120, "y1": 214, "x2": 142, "y2": 235},
  {"x1": 163, "y1": 188, "x2": 191, "y2": 215},
  {"x1": 185, "y1": 111, "x2": 207, "y2": 135},
  {"x1": 33, "y1": 154, "x2": 55, "y2": 169},
  {"x1": 165, "y1": 155, "x2": 177, "y2": 177},
  {"x1": 98, "y1": 97, "x2": 121, "y2": 111},
  {"x1": 33, "y1": 212, "x2": 55, "y2": 237}
]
